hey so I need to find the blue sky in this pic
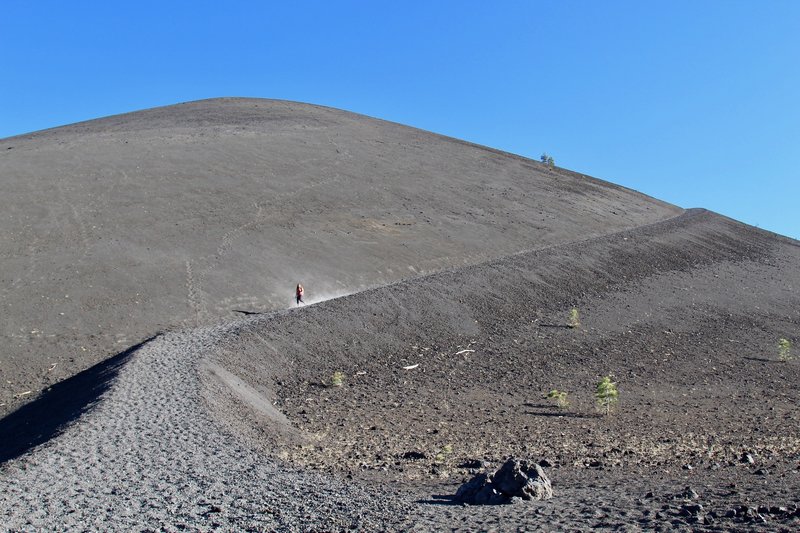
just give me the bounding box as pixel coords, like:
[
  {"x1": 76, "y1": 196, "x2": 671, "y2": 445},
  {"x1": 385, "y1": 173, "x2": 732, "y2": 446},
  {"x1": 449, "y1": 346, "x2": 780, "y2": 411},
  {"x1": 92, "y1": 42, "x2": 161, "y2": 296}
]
[{"x1": 2, "y1": 1, "x2": 798, "y2": 239}]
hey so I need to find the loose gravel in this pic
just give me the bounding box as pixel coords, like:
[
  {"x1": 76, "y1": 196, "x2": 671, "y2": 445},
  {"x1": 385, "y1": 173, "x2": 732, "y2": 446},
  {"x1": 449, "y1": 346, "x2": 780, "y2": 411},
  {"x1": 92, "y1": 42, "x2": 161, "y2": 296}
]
[{"x1": 0, "y1": 327, "x2": 410, "y2": 531}]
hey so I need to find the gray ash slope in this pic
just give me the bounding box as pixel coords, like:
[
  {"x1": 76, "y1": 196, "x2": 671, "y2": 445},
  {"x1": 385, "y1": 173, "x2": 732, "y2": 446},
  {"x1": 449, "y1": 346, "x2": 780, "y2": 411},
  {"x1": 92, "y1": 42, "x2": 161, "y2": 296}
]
[
  {"x1": 205, "y1": 208, "x2": 800, "y2": 530},
  {"x1": 2, "y1": 99, "x2": 799, "y2": 531},
  {"x1": 0, "y1": 97, "x2": 679, "y2": 415},
  {"x1": 2, "y1": 207, "x2": 798, "y2": 531}
]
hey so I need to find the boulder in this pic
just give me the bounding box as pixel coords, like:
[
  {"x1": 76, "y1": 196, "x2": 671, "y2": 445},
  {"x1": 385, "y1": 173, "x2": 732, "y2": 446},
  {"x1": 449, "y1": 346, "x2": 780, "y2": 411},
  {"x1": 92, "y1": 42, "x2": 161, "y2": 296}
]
[{"x1": 454, "y1": 458, "x2": 553, "y2": 505}]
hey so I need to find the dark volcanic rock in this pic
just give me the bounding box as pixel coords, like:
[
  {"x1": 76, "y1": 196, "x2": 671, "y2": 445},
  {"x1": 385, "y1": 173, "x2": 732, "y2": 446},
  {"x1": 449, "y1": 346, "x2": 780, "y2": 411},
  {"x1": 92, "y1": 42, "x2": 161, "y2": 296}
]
[
  {"x1": 455, "y1": 458, "x2": 553, "y2": 505},
  {"x1": 680, "y1": 503, "x2": 703, "y2": 516},
  {"x1": 454, "y1": 474, "x2": 508, "y2": 505},
  {"x1": 493, "y1": 459, "x2": 553, "y2": 500},
  {"x1": 675, "y1": 486, "x2": 700, "y2": 500}
]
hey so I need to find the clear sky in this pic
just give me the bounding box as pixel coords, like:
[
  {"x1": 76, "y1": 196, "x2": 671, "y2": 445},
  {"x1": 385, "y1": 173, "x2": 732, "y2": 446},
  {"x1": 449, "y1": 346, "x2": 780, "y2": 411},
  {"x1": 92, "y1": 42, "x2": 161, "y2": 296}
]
[{"x1": 2, "y1": 1, "x2": 798, "y2": 239}]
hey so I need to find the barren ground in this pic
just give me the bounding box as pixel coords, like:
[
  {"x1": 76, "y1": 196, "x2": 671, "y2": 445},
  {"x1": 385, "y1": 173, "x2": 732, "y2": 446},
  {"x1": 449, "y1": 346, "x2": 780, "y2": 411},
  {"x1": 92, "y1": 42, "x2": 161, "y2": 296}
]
[
  {"x1": 202, "y1": 209, "x2": 799, "y2": 530},
  {"x1": 0, "y1": 98, "x2": 678, "y2": 416},
  {"x1": 1, "y1": 100, "x2": 798, "y2": 531}
]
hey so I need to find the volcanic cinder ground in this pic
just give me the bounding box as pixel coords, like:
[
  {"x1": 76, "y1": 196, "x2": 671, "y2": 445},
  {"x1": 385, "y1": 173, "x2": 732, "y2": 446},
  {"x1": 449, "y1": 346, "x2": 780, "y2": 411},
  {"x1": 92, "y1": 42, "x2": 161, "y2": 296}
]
[{"x1": 1, "y1": 98, "x2": 798, "y2": 531}]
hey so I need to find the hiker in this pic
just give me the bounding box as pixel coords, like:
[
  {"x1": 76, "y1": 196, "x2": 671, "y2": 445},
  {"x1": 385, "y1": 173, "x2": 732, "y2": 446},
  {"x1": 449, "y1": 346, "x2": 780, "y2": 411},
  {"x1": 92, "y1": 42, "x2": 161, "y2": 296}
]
[{"x1": 295, "y1": 283, "x2": 304, "y2": 305}]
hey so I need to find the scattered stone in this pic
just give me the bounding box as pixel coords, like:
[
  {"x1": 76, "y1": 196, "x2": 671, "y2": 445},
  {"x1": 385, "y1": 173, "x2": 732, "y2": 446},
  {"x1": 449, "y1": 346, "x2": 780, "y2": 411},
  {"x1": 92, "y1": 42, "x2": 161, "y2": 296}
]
[
  {"x1": 454, "y1": 458, "x2": 553, "y2": 505},
  {"x1": 741, "y1": 452, "x2": 755, "y2": 464},
  {"x1": 675, "y1": 486, "x2": 699, "y2": 500},
  {"x1": 680, "y1": 503, "x2": 703, "y2": 516},
  {"x1": 742, "y1": 506, "x2": 766, "y2": 522},
  {"x1": 458, "y1": 459, "x2": 486, "y2": 469},
  {"x1": 754, "y1": 468, "x2": 768, "y2": 475}
]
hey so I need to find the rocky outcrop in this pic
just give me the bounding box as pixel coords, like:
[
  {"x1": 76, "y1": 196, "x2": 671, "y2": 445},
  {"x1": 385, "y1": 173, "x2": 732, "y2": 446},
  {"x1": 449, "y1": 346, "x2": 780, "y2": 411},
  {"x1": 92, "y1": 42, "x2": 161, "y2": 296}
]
[{"x1": 455, "y1": 458, "x2": 553, "y2": 505}]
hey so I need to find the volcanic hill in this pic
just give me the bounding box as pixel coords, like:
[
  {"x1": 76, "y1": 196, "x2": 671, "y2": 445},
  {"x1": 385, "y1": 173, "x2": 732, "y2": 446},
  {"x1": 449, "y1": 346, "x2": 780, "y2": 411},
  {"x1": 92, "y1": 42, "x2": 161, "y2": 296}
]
[
  {"x1": 0, "y1": 98, "x2": 798, "y2": 531},
  {"x1": 0, "y1": 97, "x2": 678, "y2": 414}
]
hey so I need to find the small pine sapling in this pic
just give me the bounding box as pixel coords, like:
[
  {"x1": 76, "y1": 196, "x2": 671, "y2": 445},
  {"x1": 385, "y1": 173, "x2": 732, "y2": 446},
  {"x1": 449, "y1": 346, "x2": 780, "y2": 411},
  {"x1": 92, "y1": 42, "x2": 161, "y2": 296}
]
[
  {"x1": 330, "y1": 371, "x2": 345, "y2": 387},
  {"x1": 595, "y1": 375, "x2": 618, "y2": 415},
  {"x1": 568, "y1": 308, "x2": 580, "y2": 329},
  {"x1": 434, "y1": 444, "x2": 454, "y2": 464},
  {"x1": 547, "y1": 389, "x2": 569, "y2": 409},
  {"x1": 778, "y1": 338, "x2": 793, "y2": 361}
]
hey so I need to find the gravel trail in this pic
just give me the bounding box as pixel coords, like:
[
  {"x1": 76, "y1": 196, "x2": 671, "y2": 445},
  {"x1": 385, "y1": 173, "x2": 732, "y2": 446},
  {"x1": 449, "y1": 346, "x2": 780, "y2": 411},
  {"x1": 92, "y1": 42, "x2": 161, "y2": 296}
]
[{"x1": 0, "y1": 327, "x2": 409, "y2": 531}]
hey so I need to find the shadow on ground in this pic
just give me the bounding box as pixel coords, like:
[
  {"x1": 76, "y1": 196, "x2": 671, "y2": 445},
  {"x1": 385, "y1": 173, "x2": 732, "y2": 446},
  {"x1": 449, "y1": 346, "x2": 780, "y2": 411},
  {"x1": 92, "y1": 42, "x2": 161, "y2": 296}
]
[
  {"x1": 0, "y1": 336, "x2": 157, "y2": 463},
  {"x1": 415, "y1": 494, "x2": 462, "y2": 506}
]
